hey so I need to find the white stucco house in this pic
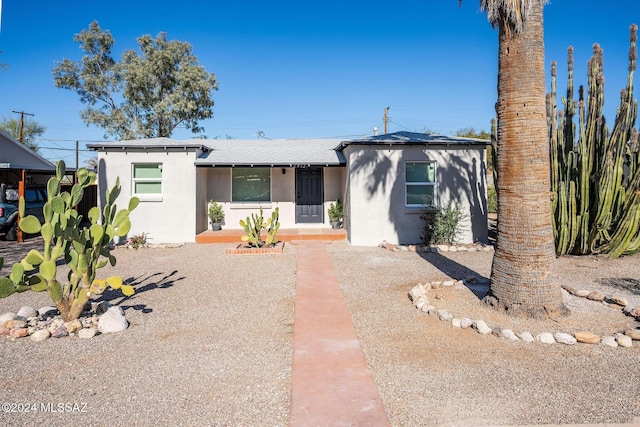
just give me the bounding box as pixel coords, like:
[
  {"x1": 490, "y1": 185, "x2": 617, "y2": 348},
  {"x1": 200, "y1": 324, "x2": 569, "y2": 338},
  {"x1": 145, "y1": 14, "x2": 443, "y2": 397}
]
[{"x1": 87, "y1": 131, "x2": 489, "y2": 246}]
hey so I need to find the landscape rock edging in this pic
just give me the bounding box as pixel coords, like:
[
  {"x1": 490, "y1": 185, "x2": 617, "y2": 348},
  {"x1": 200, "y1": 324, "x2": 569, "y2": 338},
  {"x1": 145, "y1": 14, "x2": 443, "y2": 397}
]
[
  {"x1": 408, "y1": 281, "x2": 640, "y2": 348},
  {"x1": 1, "y1": 302, "x2": 129, "y2": 343}
]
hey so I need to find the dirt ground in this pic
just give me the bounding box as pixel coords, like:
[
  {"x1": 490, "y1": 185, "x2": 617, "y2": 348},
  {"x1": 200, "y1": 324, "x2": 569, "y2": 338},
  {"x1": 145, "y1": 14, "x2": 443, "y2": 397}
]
[{"x1": 0, "y1": 236, "x2": 639, "y2": 426}]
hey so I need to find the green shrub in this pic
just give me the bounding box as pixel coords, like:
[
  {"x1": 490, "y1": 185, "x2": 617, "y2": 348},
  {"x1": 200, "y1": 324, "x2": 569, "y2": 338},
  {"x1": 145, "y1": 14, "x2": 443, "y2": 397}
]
[{"x1": 420, "y1": 200, "x2": 468, "y2": 245}]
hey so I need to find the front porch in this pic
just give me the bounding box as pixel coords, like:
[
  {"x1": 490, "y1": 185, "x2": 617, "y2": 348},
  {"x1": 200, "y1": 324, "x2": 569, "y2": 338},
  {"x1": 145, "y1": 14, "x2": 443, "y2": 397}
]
[{"x1": 196, "y1": 227, "x2": 347, "y2": 244}]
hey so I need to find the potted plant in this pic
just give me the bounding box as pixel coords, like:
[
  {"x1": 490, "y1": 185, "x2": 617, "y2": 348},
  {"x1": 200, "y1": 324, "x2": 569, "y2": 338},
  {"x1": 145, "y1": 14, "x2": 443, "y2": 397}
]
[
  {"x1": 208, "y1": 200, "x2": 225, "y2": 231},
  {"x1": 328, "y1": 200, "x2": 343, "y2": 229}
]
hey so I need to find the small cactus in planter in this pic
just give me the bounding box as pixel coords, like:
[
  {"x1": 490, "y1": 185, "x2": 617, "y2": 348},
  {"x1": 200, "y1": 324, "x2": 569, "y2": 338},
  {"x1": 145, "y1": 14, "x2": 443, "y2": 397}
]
[
  {"x1": 208, "y1": 200, "x2": 225, "y2": 231},
  {"x1": 328, "y1": 200, "x2": 343, "y2": 229},
  {"x1": 239, "y1": 207, "x2": 280, "y2": 247},
  {"x1": 0, "y1": 161, "x2": 138, "y2": 322}
]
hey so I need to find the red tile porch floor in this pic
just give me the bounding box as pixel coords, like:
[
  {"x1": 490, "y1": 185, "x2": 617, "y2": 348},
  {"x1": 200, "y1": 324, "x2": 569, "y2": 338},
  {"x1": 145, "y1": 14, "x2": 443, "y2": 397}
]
[{"x1": 195, "y1": 227, "x2": 346, "y2": 244}]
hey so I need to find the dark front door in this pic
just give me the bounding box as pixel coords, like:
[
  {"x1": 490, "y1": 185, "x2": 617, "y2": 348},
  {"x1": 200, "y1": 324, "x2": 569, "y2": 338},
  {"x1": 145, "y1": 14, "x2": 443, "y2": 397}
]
[{"x1": 296, "y1": 167, "x2": 323, "y2": 223}]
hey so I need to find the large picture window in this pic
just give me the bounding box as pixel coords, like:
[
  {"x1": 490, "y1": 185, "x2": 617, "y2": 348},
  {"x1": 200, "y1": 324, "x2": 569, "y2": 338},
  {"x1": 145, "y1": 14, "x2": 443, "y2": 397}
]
[
  {"x1": 405, "y1": 161, "x2": 435, "y2": 207},
  {"x1": 232, "y1": 168, "x2": 271, "y2": 202},
  {"x1": 132, "y1": 163, "x2": 163, "y2": 195}
]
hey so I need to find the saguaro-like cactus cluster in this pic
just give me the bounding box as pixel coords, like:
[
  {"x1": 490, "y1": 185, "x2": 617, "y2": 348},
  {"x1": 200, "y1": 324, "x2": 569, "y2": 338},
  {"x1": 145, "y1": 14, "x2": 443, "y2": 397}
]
[
  {"x1": 549, "y1": 24, "x2": 640, "y2": 258},
  {"x1": 0, "y1": 161, "x2": 138, "y2": 321},
  {"x1": 239, "y1": 207, "x2": 280, "y2": 248}
]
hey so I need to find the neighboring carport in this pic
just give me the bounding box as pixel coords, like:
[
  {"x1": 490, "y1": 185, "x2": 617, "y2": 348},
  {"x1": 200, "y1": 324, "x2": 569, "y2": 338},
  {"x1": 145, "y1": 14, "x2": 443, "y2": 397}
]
[{"x1": 0, "y1": 129, "x2": 56, "y2": 242}]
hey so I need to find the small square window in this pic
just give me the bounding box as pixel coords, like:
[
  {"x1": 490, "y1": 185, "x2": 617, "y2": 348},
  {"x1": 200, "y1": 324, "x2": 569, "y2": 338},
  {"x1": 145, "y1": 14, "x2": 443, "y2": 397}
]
[
  {"x1": 132, "y1": 164, "x2": 162, "y2": 196},
  {"x1": 405, "y1": 162, "x2": 436, "y2": 207},
  {"x1": 232, "y1": 168, "x2": 271, "y2": 202}
]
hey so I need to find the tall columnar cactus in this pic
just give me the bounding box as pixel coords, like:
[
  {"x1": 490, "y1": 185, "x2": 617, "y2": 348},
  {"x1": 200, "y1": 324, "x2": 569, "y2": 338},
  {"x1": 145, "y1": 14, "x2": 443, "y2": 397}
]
[
  {"x1": 239, "y1": 207, "x2": 280, "y2": 248},
  {"x1": 0, "y1": 161, "x2": 139, "y2": 321},
  {"x1": 549, "y1": 24, "x2": 640, "y2": 258}
]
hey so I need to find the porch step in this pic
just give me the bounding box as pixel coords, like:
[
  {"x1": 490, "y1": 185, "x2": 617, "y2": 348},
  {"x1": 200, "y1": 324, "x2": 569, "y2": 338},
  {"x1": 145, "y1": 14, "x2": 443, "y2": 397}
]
[{"x1": 196, "y1": 228, "x2": 346, "y2": 244}]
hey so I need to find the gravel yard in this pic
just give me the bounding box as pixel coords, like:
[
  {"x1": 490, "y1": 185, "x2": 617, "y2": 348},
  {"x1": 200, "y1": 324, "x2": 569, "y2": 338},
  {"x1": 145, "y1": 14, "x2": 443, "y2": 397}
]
[{"x1": 0, "y1": 237, "x2": 639, "y2": 426}]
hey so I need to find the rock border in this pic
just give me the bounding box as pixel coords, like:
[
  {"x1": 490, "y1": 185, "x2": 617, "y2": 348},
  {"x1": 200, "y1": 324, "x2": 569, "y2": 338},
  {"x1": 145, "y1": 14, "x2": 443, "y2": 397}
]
[
  {"x1": 408, "y1": 280, "x2": 640, "y2": 348},
  {"x1": 0, "y1": 302, "x2": 129, "y2": 343},
  {"x1": 379, "y1": 241, "x2": 494, "y2": 253}
]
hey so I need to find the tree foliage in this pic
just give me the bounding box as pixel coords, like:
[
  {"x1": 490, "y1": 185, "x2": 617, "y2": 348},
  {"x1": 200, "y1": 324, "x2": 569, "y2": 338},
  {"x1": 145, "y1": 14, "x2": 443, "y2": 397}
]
[
  {"x1": 52, "y1": 21, "x2": 218, "y2": 140},
  {"x1": 454, "y1": 127, "x2": 490, "y2": 140},
  {"x1": 455, "y1": 127, "x2": 493, "y2": 171},
  {"x1": 0, "y1": 116, "x2": 45, "y2": 153}
]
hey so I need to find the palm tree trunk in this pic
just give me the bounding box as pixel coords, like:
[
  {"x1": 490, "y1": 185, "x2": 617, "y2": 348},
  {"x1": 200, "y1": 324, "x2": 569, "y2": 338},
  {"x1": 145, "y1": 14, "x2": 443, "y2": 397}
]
[{"x1": 486, "y1": 0, "x2": 568, "y2": 319}]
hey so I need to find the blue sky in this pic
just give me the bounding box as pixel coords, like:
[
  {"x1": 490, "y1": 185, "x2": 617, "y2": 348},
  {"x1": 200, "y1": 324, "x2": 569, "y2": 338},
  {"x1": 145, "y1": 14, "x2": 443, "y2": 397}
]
[{"x1": 0, "y1": 1, "x2": 638, "y2": 166}]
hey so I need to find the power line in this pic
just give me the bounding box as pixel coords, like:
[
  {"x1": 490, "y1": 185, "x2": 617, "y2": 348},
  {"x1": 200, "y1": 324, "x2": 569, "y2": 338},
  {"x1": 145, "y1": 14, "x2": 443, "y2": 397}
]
[{"x1": 38, "y1": 146, "x2": 93, "y2": 152}]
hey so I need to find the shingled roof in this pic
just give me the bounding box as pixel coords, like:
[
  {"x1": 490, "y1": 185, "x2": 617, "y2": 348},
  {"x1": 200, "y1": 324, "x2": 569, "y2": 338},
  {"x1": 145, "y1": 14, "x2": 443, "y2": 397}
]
[
  {"x1": 334, "y1": 131, "x2": 489, "y2": 151},
  {"x1": 87, "y1": 132, "x2": 487, "y2": 167},
  {"x1": 195, "y1": 138, "x2": 344, "y2": 167}
]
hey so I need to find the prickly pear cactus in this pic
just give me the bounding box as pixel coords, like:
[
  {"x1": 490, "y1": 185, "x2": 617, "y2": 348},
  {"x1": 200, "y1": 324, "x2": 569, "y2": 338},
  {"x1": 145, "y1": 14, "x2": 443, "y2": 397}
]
[
  {"x1": 0, "y1": 160, "x2": 139, "y2": 321},
  {"x1": 239, "y1": 207, "x2": 280, "y2": 248}
]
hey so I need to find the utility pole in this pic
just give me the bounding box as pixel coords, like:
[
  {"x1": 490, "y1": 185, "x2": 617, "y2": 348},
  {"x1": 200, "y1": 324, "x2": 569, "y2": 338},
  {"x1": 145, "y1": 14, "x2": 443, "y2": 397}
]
[
  {"x1": 383, "y1": 106, "x2": 390, "y2": 134},
  {"x1": 12, "y1": 110, "x2": 34, "y2": 143},
  {"x1": 75, "y1": 140, "x2": 79, "y2": 184}
]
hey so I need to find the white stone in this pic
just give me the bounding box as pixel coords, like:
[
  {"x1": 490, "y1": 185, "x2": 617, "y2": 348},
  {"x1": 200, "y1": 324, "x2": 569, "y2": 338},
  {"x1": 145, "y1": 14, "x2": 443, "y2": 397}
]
[
  {"x1": 519, "y1": 332, "x2": 535, "y2": 343},
  {"x1": 30, "y1": 329, "x2": 50, "y2": 342},
  {"x1": 437, "y1": 310, "x2": 453, "y2": 321},
  {"x1": 421, "y1": 304, "x2": 435, "y2": 313},
  {"x1": 65, "y1": 319, "x2": 83, "y2": 334},
  {"x1": 448, "y1": 246, "x2": 458, "y2": 252},
  {"x1": 537, "y1": 332, "x2": 556, "y2": 344},
  {"x1": 501, "y1": 329, "x2": 519, "y2": 341},
  {"x1": 609, "y1": 296, "x2": 628, "y2": 307},
  {"x1": 442, "y1": 280, "x2": 455, "y2": 287},
  {"x1": 409, "y1": 284, "x2": 426, "y2": 301},
  {"x1": 437, "y1": 245, "x2": 449, "y2": 252},
  {"x1": 78, "y1": 327, "x2": 97, "y2": 339},
  {"x1": 474, "y1": 320, "x2": 492, "y2": 335},
  {"x1": 415, "y1": 300, "x2": 426, "y2": 310},
  {"x1": 616, "y1": 334, "x2": 633, "y2": 348},
  {"x1": 625, "y1": 329, "x2": 640, "y2": 340},
  {"x1": 601, "y1": 336, "x2": 618, "y2": 347},
  {"x1": 575, "y1": 290, "x2": 591, "y2": 297},
  {"x1": 554, "y1": 332, "x2": 577, "y2": 345},
  {"x1": 98, "y1": 306, "x2": 128, "y2": 334},
  {"x1": 457, "y1": 246, "x2": 467, "y2": 252},
  {"x1": 460, "y1": 318, "x2": 473, "y2": 329},
  {"x1": 49, "y1": 318, "x2": 64, "y2": 330},
  {"x1": 451, "y1": 318, "x2": 461, "y2": 328},
  {"x1": 17, "y1": 306, "x2": 37, "y2": 318},
  {"x1": 0, "y1": 312, "x2": 17, "y2": 325}
]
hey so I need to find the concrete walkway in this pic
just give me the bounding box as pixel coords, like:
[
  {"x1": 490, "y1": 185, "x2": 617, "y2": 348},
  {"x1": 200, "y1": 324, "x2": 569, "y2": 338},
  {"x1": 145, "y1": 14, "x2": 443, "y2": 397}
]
[
  {"x1": 289, "y1": 241, "x2": 391, "y2": 427},
  {"x1": 288, "y1": 241, "x2": 640, "y2": 427}
]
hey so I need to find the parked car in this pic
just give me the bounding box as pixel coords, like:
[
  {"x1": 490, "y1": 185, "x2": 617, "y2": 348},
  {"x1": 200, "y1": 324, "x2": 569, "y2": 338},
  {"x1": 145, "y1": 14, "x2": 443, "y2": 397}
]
[{"x1": 0, "y1": 183, "x2": 47, "y2": 241}]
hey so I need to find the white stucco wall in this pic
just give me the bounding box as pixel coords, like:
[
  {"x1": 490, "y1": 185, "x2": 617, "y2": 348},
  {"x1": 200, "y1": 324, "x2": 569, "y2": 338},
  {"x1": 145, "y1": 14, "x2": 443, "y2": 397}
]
[
  {"x1": 97, "y1": 149, "x2": 200, "y2": 243},
  {"x1": 203, "y1": 166, "x2": 344, "y2": 230},
  {"x1": 344, "y1": 145, "x2": 488, "y2": 246}
]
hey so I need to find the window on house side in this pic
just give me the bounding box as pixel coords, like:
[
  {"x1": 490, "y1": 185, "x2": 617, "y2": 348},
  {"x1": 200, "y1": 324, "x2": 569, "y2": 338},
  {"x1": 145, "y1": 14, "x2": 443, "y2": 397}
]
[
  {"x1": 132, "y1": 163, "x2": 163, "y2": 195},
  {"x1": 405, "y1": 161, "x2": 435, "y2": 207},
  {"x1": 232, "y1": 167, "x2": 271, "y2": 202}
]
